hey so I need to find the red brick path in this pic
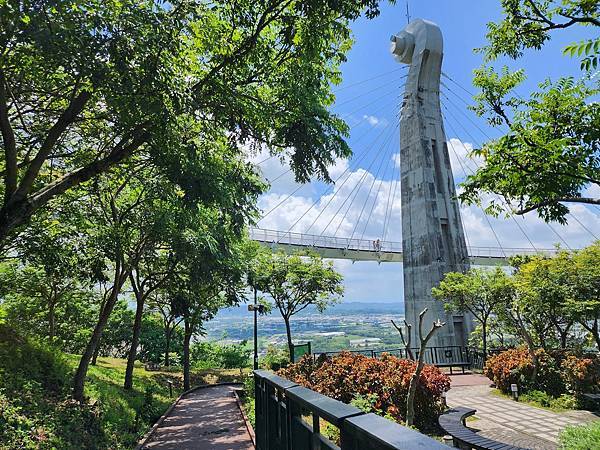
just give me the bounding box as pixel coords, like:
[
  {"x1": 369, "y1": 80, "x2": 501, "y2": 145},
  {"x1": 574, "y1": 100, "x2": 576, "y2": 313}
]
[{"x1": 143, "y1": 384, "x2": 254, "y2": 450}]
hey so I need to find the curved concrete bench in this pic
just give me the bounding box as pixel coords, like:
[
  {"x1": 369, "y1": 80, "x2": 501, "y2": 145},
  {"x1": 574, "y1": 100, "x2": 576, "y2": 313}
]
[{"x1": 438, "y1": 407, "x2": 528, "y2": 450}]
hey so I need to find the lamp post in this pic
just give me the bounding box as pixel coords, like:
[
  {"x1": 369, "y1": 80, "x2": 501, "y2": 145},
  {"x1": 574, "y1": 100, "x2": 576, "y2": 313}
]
[{"x1": 248, "y1": 287, "x2": 265, "y2": 370}]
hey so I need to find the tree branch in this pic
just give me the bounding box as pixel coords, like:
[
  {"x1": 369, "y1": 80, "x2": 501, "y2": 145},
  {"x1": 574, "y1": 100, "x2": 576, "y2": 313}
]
[
  {"x1": 11, "y1": 90, "x2": 92, "y2": 203},
  {"x1": 0, "y1": 70, "x2": 17, "y2": 202},
  {"x1": 515, "y1": 196, "x2": 600, "y2": 215}
]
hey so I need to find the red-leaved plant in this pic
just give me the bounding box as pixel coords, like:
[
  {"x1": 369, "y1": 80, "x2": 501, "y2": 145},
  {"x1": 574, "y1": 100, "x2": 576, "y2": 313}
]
[{"x1": 278, "y1": 352, "x2": 450, "y2": 430}]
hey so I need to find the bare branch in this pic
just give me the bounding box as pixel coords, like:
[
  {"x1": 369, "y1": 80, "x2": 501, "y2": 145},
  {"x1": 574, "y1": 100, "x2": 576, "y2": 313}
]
[{"x1": 391, "y1": 319, "x2": 414, "y2": 360}]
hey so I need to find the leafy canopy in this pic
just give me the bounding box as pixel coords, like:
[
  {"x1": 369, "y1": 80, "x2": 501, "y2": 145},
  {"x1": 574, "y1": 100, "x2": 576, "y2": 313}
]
[
  {"x1": 0, "y1": 0, "x2": 391, "y2": 244},
  {"x1": 459, "y1": 0, "x2": 600, "y2": 223},
  {"x1": 251, "y1": 249, "x2": 344, "y2": 320}
]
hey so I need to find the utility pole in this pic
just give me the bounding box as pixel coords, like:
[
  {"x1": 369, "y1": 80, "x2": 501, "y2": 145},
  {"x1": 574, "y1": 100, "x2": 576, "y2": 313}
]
[{"x1": 253, "y1": 287, "x2": 258, "y2": 370}]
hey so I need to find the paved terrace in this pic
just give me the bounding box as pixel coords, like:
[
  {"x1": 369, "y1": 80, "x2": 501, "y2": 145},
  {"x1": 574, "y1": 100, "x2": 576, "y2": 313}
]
[{"x1": 448, "y1": 375, "x2": 599, "y2": 450}]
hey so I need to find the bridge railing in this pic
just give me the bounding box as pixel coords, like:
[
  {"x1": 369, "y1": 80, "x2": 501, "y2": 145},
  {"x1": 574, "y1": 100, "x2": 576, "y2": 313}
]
[
  {"x1": 248, "y1": 227, "x2": 402, "y2": 253},
  {"x1": 254, "y1": 370, "x2": 447, "y2": 450},
  {"x1": 249, "y1": 227, "x2": 561, "y2": 259}
]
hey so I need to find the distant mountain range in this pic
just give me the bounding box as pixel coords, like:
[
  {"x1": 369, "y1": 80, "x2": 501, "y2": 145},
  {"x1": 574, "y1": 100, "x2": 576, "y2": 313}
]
[{"x1": 212, "y1": 301, "x2": 404, "y2": 318}]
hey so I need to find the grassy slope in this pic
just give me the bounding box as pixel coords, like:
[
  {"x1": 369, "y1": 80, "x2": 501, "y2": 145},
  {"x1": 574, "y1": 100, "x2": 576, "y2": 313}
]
[{"x1": 0, "y1": 325, "x2": 248, "y2": 449}]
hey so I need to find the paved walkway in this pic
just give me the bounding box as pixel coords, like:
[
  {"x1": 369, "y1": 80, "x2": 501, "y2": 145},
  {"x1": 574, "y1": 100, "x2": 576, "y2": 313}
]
[
  {"x1": 447, "y1": 375, "x2": 599, "y2": 449},
  {"x1": 143, "y1": 384, "x2": 254, "y2": 450}
]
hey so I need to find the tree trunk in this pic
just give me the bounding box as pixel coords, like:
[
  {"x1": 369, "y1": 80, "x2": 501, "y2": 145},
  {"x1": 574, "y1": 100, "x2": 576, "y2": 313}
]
[
  {"x1": 164, "y1": 325, "x2": 172, "y2": 367},
  {"x1": 91, "y1": 342, "x2": 100, "y2": 366},
  {"x1": 520, "y1": 326, "x2": 539, "y2": 384},
  {"x1": 124, "y1": 296, "x2": 144, "y2": 390},
  {"x1": 73, "y1": 262, "x2": 127, "y2": 402},
  {"x1": 48, "y1": 297, "x2": 56, "y2": 340},
  {"x1": 589, "y1": 319, "x2": 600, "y2": 351},
  {"x1": 406, "y1": 309, "x2": 444, "y2": 427},
  {"x1": 406, "y1": 357, "x2": 425, "y2": 427},
  {"x1": 183, "y1": 320, "x2": 192, "y2": 391},
  {"x1": 482, "y1": 320, "x2": 487, "y2": 367},
  {"x1": 0, "y1": 128, "x2": 147, "y2": 247},
  {"x1": 283, "y1": 316, "x2": 293, "y2": 362},
  {"x1": 558, "y1": 322, "x2": 572, "y2": 350}
]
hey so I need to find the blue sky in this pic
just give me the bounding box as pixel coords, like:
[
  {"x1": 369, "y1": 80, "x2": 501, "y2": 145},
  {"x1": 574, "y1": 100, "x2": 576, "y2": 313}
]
[{"x1": 250, "y1": 1, "x2": 600, "y2": 303}]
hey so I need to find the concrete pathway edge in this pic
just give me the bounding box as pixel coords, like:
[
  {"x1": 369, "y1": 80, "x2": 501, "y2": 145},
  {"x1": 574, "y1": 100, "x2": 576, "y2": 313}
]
[
  {"x1": 233, "y1": 388, "x2": 256, "y2": 448},
  {"x1": 135, "y1": 382, "x2": 243, "y2": 450}
]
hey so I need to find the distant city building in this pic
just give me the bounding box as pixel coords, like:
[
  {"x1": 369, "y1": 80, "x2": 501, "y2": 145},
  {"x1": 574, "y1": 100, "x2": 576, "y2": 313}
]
[{"x1": 349, "y1": 338, "x2": 382, "y2": 347}]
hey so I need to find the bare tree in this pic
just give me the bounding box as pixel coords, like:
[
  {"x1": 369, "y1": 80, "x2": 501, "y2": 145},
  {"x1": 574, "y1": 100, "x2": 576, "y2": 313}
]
[
  {"x1": 391, "y1": 319, "x2": 414, "y2": 360},
  {"x1": 405, "y1": 308, "x2": 445, "y2": 427}
]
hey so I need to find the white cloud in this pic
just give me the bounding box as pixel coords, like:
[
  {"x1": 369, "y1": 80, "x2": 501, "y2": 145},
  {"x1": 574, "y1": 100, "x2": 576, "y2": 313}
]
[
  {"x1": 446, "y1": 138, "x2": 484, "y2": 180},
  {"x1": 362, "y1": 114, "x2": 389, "y2": 128}
]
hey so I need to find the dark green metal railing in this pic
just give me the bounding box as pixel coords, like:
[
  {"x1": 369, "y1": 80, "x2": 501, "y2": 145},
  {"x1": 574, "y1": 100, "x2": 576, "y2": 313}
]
[{"x1": 254, "y1": 370, "x2": 448, "y2": 450}]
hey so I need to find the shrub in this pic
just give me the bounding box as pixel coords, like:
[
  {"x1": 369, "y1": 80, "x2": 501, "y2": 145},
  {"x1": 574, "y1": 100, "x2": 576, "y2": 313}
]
[
  {"x1": 278, "y1": 352, "x2": 450, "y2": 431},
  {"x1": 521, "y1": 390, "x2": 553, "y2": 407},
  {"x1": 550, "y1": 394, "x2": 580, "y2": 410},
  {"x1": 484, "y1": 347, "x2": 564, "y2": 396},
  {"x1": 559, "y1": 420, "x2": 600, "y2": 450},
  {"x1": 561, "y1": 355, "x2": 600, "y2": 395},
  {"x1": 191, "y1": 341, "x2": 251, "y2": 370},
  {"x1": 260, "y1": 345, "x2": 290, "y2": 371}
]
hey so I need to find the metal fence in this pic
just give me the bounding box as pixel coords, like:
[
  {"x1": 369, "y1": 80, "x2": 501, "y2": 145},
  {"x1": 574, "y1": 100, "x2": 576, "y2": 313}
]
[
  {"x1": 254, "y1": 370, "x2": 448, "y2": 450},
  {"x1": 313, "y1": 345, "x2": 492, "y2": 370}
]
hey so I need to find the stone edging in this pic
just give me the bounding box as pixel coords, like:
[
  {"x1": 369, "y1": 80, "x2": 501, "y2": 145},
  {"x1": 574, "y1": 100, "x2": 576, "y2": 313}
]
[
  {"x1": 233, "y1": 388, "x2": 256, "y2": 448},
  {"x1": 134, "y1": 382, "x2": 243, "y2": 450}
]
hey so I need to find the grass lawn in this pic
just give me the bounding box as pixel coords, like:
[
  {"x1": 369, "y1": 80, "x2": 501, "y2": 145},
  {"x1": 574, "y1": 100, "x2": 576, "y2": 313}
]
[{"x1": 489, "y1": 388, "x2": 575, "y2": 413}]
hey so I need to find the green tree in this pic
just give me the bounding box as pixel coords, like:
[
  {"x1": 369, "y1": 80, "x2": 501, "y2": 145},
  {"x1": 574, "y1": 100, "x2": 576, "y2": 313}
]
[
  {"x1": 96, "y1": 300, "x2": 135, "y2": 359},
  {"x1": 167, "y1": 225, "x2": 254, "y2": 390},
  {"x1": 432, "y1": 267, "x2": 513, "y2": 362},
  {"x1": 514, "y1": 252, "x2": 576, "y2": 349},
  {"x1": 570, "y1": 241, "x2": 600, "y2": 350},
  {"x1": 0, "y1": 260, "x2": 98, "y2": 353},
  {"x1": 148, "y1": 290, "x2": 184, "y2": 367},
  {"x1": 0, "y1": 0, "x2": 391, "y2": 247},
  {"x1": 459, "y1": 0, "x2": 600, "y2": 223},
  {"x1": 252, "y1": 250, "x2": 343, "y2": 359},
  {"x1": 138, "y1": 313, "x2": 184, "y2": 365}
]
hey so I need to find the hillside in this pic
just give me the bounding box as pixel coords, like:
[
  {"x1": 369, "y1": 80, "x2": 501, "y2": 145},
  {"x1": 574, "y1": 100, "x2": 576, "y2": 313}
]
[{"x1": 0, "y1": 325, "x2": 245, "y2": 449}]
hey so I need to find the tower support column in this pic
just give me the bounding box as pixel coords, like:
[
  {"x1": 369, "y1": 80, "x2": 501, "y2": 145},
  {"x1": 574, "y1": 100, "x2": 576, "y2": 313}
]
[{"x1": 391, "y1": 19, "x2": 472, "y2": 347}]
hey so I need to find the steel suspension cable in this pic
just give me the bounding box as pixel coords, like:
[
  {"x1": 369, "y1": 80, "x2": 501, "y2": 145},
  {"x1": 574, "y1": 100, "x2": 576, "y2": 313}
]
[
  {"x1": 282, "y1": 119, "x2": 396, "y2": 234},
  {"x1": 265, "y1": 94, "x2": 402, "y2": 184},
  {"x1": 334, "y1": 74, "x2": 409, "y2": 108},
  {"x1": 441, "y1": 98, "x2": 541, "y2": 249},
  {"x1": 349, "y1": 129, "x2": 399, "y2": 242},
  {"x1": 444, "y1": 118, "x2": 507, "y2": 258},
  {"x1": 382, "y1": 155, "x2": 401, "y2": 244},
  {"x1": 324, "y1": 124, "x2": 399, "y2": 237},
  {"x1": 359, "y1": 133, "x2": 399, "y2": 242},
  {"x1": 442, "y1": 96, "x2": 568, "y2": 251},
  {"x1": 568, "y1": 211, "x2": 599, "y2": 240},
  {"x1": 332, "y1": 66, "x2": 407, "y2": 93}
]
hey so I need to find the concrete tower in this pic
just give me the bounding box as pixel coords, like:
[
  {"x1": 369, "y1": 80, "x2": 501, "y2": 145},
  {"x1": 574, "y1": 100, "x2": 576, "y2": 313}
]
[{"x1": 390, "y1": 19, "x2": 472, "y2": 347}]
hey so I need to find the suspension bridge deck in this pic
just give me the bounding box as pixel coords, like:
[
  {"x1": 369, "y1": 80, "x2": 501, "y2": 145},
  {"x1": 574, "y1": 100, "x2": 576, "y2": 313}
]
[{"x1": 249, "y1": 228, "x2": 559, "y2": 265}]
